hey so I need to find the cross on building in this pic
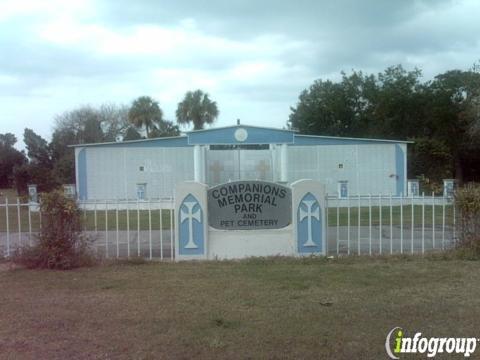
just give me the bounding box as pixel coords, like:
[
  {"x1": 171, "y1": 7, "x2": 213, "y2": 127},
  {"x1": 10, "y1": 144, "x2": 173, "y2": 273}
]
[
  {"x1": 299, "y1": 199, "x2": 320, "y2": 247},
  {"x1": 255, "y1": 160, "x2": 270, "y2": 180},
  {"x1": 209, "y1": 161, "x2": 224, "y2": 184},
  {"x1": 180, "y1": 201, "x2": 201, "y2": 249}
]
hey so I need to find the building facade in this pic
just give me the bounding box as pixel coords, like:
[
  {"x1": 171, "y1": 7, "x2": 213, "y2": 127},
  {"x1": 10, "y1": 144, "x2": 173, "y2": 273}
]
[{"x1": 73, "y1": 125, "x2": 410, "y2": 200}]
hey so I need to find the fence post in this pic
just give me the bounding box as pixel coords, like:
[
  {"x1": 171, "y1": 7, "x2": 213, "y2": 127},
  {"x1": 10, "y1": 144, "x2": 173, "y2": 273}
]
[
  {"x1": 432, "y1": 192, "x2": 435, "y2": 250},
  {"x1": 116, "y1": 199, "x2": 119, "y2": 258},
  {"x1": 389, "y1": 194, "x2": 393, "y2": 254},
  {"x1": 368, "y1": 194, "x2": 372, "y2": 256},
  {"x1": 38, "y1": 198, "x2": 42, "y2": 230},
  {"x1": 5, "y1": 198, "x2": 10, "y2": 257},
  {"x1": 170, "y1": 207, "x2": 174, "y2": 260},
  {"x1": 105, "y1": 200, "x2": 108, "y2": 258},
  {"x1": 137, "y1": 199, "x2": 140, "y2": 257},
  {"x1": 400, "y1": 194, "x2": 403, "y2": 254},
  {"x1": 442, "y1": 196, "x2": 446, "y2": 250},
  {"x1": 422, "y1": 192, "x2": 425, "y2": 254},
  {"x1": 127, "y1": 200, "x2": 130, "y2": 258},
  {"x1": 17, "y1": 197, "x2": 21, "y2": 245},
  {"x1": 325, "y1": 195, "x2": 329, "y2": 256},
  {"x1": 411, "y1": 193, "x2": 414, "y2": 254},
  {"x1": 347, "y1": 196, "x2": 351, "y2": 255},
  {"x1": 379, "y1": 194, "x2": 382, "y2": 255},
  {"x1": 148, "y1": 199, "x2": 152, "y2": 260},
  {"x1": 28, "y1": 200, "x2": 32, "y2": 245},
  {"x1": 94, "y1": 199, "x2": 97, "y2": 233},
  {"x1": 336, "y1": 199, "x2": 340, "y2": 256},
  {"x1": 160, "y1": 204, "x2": 163, "y2": 260},
  {"x1": 83, "y1": 201, "x2": 87, "y2": 232},
  {"x1": 453, "y1": 198, "x2": 456, "y2": 246},
  {"x1": 357, "y1": 194, "x2": 361, "y2": 255}
]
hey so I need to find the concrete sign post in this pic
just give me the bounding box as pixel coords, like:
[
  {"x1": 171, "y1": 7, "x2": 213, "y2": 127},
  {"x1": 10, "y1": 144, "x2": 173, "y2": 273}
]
[
  {"x1": 28, "y1": 184, "x2": 38, "y2": 203},
  {"x1": 175, "y1": 182, "x2": 208, "y2": 261},
  {"x1": 291, "y1": 179, "x2": 326, "y2": 255}
]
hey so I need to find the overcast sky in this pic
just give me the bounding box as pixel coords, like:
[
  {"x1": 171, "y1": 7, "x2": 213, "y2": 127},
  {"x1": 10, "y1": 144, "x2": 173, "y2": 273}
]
[{"x1": 1, "y1": 0, "x2": 479, "y2": 149}]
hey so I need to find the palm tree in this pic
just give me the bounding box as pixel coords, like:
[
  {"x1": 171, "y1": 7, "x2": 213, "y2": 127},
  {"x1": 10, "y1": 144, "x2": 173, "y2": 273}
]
[
  {"x1": 128, "y1": 96, "x2": 163, "y2": 137},
  {"x1": 176, "y1": 90, "x2": 219, "y2": 130}
]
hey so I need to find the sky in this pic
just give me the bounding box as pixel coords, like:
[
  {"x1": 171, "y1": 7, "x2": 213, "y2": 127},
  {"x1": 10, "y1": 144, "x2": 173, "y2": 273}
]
[{"x1": 1, "y1": 0, "x2": 479, "y2": 149}]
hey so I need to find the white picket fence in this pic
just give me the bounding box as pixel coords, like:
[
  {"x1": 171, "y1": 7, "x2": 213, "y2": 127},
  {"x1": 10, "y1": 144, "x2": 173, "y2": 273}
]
[
  {"x1": 0, "y1": 194, "x2": 457, "y2": 260},
  {"x1": 0, "y1": 198, "x2": 176, "y2": 260},
  {"x1": 325, "y1": 194, "x2": 456, "y2": 255}
]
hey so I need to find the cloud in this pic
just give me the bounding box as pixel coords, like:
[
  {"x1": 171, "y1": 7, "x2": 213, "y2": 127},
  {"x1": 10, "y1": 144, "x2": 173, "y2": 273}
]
[{"x1": 0, "y1": 0, "x2": 479, "y2": 150}]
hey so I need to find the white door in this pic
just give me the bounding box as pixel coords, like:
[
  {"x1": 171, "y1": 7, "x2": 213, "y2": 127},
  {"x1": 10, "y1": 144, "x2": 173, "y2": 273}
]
[{"x1": 206, "y1": 146, "x2": 273, "y2": 185}]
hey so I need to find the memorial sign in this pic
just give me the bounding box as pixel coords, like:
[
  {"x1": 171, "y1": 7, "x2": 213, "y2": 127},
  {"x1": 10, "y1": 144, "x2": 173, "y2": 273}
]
[{"x1": 207, "y1": 180, "x2": 292, "y2": 230}]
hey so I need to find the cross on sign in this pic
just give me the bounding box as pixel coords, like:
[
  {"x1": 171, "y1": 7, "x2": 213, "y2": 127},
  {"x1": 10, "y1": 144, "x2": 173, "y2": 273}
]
[
  {"x1": 255, "y1": 160, "x2": 270, "y2": 180},
  {"x1": 180, "y1": 201, "x2": 201, "y2": 249},
  {"x1": 209, "y1": 161, "x2": 224, "y2": 184},
  {"x1": 299, "y1": 199, "x2": 320, "y2": 247}
]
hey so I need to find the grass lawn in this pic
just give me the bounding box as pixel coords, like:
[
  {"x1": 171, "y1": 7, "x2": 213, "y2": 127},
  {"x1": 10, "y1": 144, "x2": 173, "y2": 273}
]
[{"x1": 1, "y1": 256, "x2": 479, "y2": 359}]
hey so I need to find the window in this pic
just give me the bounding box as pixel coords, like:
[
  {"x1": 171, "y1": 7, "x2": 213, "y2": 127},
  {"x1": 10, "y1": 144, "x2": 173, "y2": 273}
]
[
  {"x1": 338, "y1": 163, "x2": 343, "y2": 169},
  {"x1": 139, "y1": 166, "x2": 144, "y2": 172},
  {"x1": 209, "y1": 144, "x2": 269, "y2": 150},
  {"x1": 136, "y1": 183, "x2": 147, "y2": 200},
  {"x1": 338, "y1": 181, "x2": 348, "y2": 198}
]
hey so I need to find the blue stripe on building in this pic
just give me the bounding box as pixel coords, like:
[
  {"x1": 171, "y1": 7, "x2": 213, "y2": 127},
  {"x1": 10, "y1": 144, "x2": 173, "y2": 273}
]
[
  {"x1": 395, "y1": 144, "x2": 405, "y2": 196},
  {"x1": 78, "y1": 148, "x2": 87, "y2": 200}
]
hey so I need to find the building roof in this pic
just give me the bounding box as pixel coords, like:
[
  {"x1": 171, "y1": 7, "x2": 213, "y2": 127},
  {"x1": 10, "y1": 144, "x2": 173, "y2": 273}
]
[{"x1": 70, "y1": 124, "x2": 413, "y2": 148}]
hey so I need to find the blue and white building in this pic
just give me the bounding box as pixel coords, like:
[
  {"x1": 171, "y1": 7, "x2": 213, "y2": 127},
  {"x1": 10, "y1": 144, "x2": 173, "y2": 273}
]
[{"x1": 73, "y1": 124, "x2": 410, "y2": 200}]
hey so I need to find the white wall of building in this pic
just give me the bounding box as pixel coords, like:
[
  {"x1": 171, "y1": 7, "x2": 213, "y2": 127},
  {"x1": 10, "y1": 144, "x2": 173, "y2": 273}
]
[
  {"x1": 82, "y1": 146, "x2": 194, "y2": 199},
  {"x1": 76, "y1": 141, "x2": 406, "y2": 200},
  {"x1": 286, "y1": 144, "x2": 403, "y2": 195}
]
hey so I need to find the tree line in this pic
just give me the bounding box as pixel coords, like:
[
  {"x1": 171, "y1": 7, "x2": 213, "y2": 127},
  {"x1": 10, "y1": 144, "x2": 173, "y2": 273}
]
[
  {"x1": 1, "y1": 64, "x2": 479, "y2": 195},
  {"x1": 289, "y1": 64, "x2": 480, "y2": 191},
  {"x1": 0, "y1": 89, "x2": 219, "y2": 194}
]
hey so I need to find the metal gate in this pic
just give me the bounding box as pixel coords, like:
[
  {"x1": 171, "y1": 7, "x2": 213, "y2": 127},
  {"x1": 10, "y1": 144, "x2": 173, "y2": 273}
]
[{"x1": 206, "y1": 146, "x2": 274, "y2": 185}]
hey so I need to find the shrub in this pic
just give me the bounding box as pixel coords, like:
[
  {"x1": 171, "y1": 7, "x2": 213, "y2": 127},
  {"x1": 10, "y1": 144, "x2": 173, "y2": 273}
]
[
  {"x1": 13, "y1": 190, "x2": 95, "y2": 269},
  {"x1": 455, "y1": 184, "x2": 480, "y2": 254}
]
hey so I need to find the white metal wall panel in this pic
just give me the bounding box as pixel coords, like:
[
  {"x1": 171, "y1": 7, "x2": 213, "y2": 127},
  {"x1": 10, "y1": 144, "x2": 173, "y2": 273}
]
[
  {"x1": 287, "y1": 144, "x2": 397, "y2": 195},
  {"x1": 85, "y1": 147, "x2": 194, "y2": 199}
]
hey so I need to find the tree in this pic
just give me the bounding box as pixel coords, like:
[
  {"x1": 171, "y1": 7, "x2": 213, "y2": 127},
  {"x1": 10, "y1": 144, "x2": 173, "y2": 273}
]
[
  {"x1": 17, "y1": 129, "x2": 57, "y2": 193},
  {"x1": 98, "y1": 104, "x2": 130, "y2": 142},
  {"x1": 176, "y1": 89, "x2": 219, "y2": 130},
  {"x1": 54, "y1": 104, "x2": 129, "y2": 144},
  {"x1": 288, "y1": 65, "x2": 425, "y2": 139},
  {"x1": 128, "y1": 96, "x2": 163, "y2": 137},
  {"x1": 52, "y1": 104, "x2": 130, "y2": 184},
  {"x1": 23, "y1": 128, "x2": 52, "y2": 168},
  {"x1": 0, "y1": 133, "x2": 27, "y2": 188},
  {"x1": 288, "y1": 64, "x2": 480, "y2": 186},
  {"x1": 50, "y1": 127, "x2": 76, "y2": 184},
  {"x1": 123, "y1": 126, "x2": 143, "y2": 141},
  {"x1": 425, "y1": 70, "x2": 480, "y2": 183},
  {"x1": 148, "y1": 120, "x2": 180, "y2": 138}
]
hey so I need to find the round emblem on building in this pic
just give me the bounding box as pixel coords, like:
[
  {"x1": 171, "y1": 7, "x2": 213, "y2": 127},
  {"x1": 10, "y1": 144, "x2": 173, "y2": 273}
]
[{"x1": 234, "y1": 128, "x2": 248, "y2": 142}]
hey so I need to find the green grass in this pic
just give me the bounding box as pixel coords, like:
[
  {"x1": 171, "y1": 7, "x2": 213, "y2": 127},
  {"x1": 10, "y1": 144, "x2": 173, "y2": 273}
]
[
  {"x1": 80, "y1": 209, "x2": 174, "y2": 231},
  {"x1": 1, "y1": 256, "x2": 479, "y2": 359}
]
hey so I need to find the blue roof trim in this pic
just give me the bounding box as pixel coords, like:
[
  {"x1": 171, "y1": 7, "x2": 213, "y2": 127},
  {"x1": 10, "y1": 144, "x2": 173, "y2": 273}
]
[
  {"x1": 69, "y1": 125, "x2": 411, "y2": 148},
  {"x1": 293, "y1": 134, "x2": 412, "y2": 145},
  {"x1": 188, "y1": 125, "x2": 294, "y2": 145},
  {"x1": 70, "y1": 136, "x2": 189, "y2": 148}
]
